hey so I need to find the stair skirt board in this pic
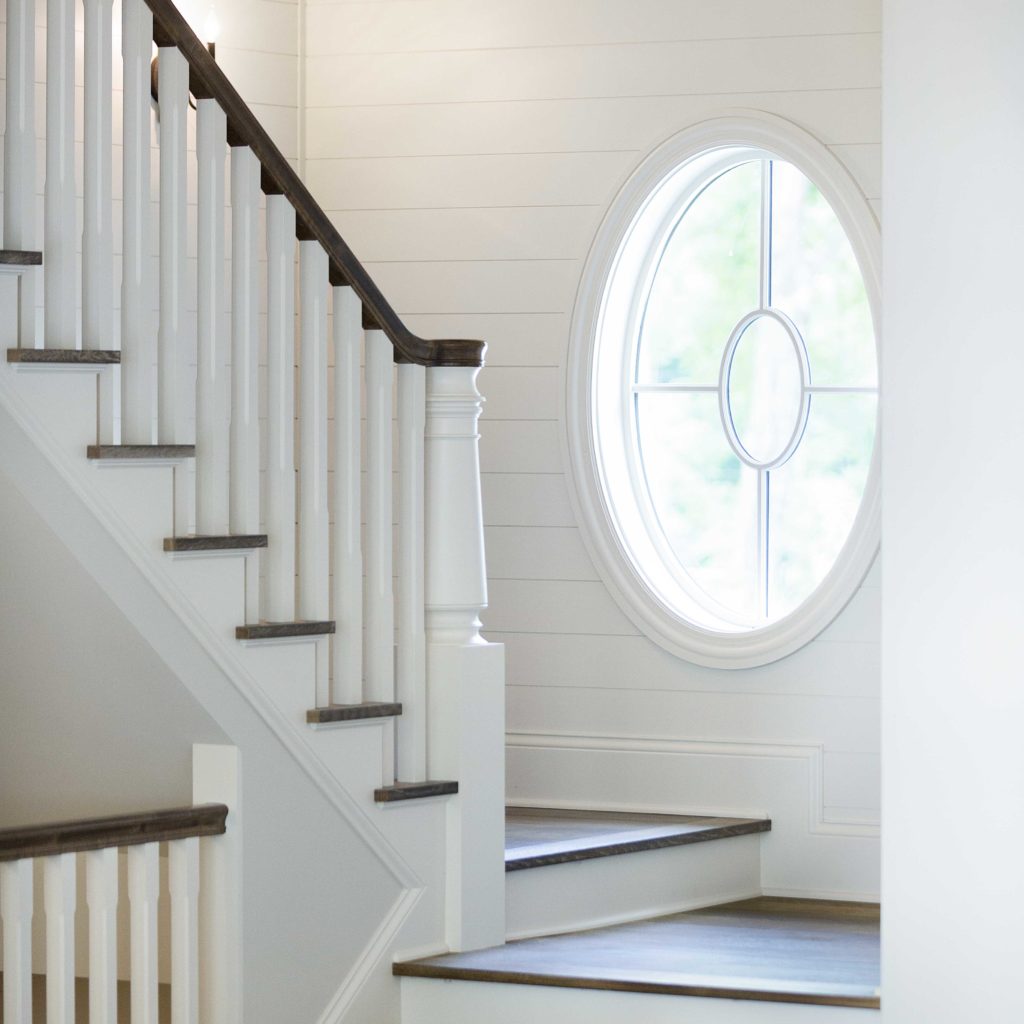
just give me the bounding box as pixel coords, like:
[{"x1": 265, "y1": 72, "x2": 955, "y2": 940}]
[
  {"x1": 506, "y1": 830, "x2": 763, "y2": 940},
  {"x1": 400, "y1": 978, "x2": 878, "y2": 1024}
]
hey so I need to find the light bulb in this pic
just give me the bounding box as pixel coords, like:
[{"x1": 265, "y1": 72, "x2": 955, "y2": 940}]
[{"x1": 204, "y1": 6, "x2": 220, "y2": 45}]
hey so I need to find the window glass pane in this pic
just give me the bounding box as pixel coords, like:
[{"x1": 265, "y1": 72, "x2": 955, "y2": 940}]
[
  {"x1": 767, "y1": 393, "x2": 877, "y2": 619},
  {"x1": 636, "y1": 392, "x2": 759, "y2": 620},
  {"x1": 770, "y1": 161, "x2": 876, "y2": 387},
  {"x1": 727, "y1": 315, "x2": 803, "y2": 465},
  {"x1": 637, "y1": 161, "x2": 761, "y2": 385}
]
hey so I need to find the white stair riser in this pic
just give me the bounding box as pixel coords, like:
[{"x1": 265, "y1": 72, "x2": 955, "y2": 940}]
[
  {"x1": 1, "y1": 362, "x2": 105, "y2": 456},
  {"x1": 506, "y1": 833, "x2": 761, "y2": 940},
  {"x1": 90, "y1": 464, "x2": 176, "y2": 542},
  {"x1": 164, "y1": 555, "x2": 247, "y2": 636},
  {"x1": 401, "y1": 978, "x2": 875, "y2": 1024}
]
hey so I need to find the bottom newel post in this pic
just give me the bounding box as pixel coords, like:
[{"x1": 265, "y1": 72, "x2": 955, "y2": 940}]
[{"x1": 424, "y1": 363, "x2": 506, "y2": 951}]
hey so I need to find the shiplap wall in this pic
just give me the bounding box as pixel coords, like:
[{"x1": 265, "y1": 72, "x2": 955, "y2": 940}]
[{"x1": 302, "y1": 0, "x2": 882, "y2": 897}]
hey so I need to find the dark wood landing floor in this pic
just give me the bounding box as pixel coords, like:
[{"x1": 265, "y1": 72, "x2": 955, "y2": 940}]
[
  {"x1": 505, "y1": 806, "x2": 770, "y2": 871},
  {"x1": 394, "y1": 897, "x2": 881, "y2": 1009}
]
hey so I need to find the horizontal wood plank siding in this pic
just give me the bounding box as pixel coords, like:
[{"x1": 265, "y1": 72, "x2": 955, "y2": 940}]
[{"x1": 321, "y1": 0, "x2": 881, "y2": 895}]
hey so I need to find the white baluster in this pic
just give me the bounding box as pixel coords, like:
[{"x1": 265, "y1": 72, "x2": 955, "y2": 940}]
[
  {"x1": 86, "y1": 848, "x2": 118, "y2": 1024},
  {"x1": 169, "y1": 837, "x2": 200, "y2": 1024},
  {"x1": 299, "y1": 243, "x2": 330, "y2": 633},
  {"x1": 121, "y1": 0, "x2": 155, "y2": 443},
  {"x1": 397, "y1": 362, "x2": 427, "y2": 780},
  {"x1": 128, "y1": 843, "x2": 160, "y2": 1024},
  {"x1": 44, "y1": 853, "x2": 76, "y2": 1024},
  {"x1": 45, "y1": 0, "x2": 76, "y2": 349},
  {"x1": 365, "y1": 330, "x2": 395, "y2": 702},
  {"x1": 265, "y1": 195, "x2": 297, "y2": 621},
  {"x1": 83, "y1": 0, "x2": 114, "y2": 346},
  {"x1": 83, "y1": 0, "x2": 115, "y2": 442},
  {"x1": 332, "y1": 287, "x2": 363, "y2": 704},
  {"x1": 1, "y1": 859, "x2": 33, "y2": 1024},
  {"x1": 4, "y1": 0, "x2": 37, "y2": 347},
  {"x1": 230, "y1": 148, "x2": 261, "y2": 538},
  {"x1": 196, "y1": 99, "x2": 229, "y2": 535},
  {"x1": 158, "y1": 47, "x2": 192, "y2": 531}
]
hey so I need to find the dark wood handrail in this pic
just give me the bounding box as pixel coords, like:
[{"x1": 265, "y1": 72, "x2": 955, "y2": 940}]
[
  {"x1": 0, "y1": 804, "x2": 228, "y2": 861},
  {"x1": 146, "y1": 0, "x2": 484, "y2": 368}
]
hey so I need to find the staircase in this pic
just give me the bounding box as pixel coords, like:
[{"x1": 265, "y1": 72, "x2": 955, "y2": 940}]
[
  {"x1": 0, "y1": 0, "x2": 504, "y2": 1019},
  {"x1": 0, "y1": 0, "x2": 878, "y2": 1020}
]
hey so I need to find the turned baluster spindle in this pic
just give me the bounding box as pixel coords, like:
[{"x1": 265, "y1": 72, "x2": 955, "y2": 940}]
[
  {"x1": 331, "y1": 287, "x2": 364, "y2": 704},
  {"x1": 121, "y1": 0, "x2": 155, "y2": 442},
  {"x1": 265, "y1": 196, "x2": 298, "y2": 622}
]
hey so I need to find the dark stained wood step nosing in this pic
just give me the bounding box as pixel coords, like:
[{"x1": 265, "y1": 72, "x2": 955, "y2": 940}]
[
  {"x1": 390, "y1": 961, "x2": 879, "y2": 1010},
  {"x1": 164, "y1": 534, "x2": 268, "y2": 552},
  {"x1": 87, "y1": 444, "x2": 196, "y2": 460},
  {"x1": 0, "y1": 249, "x2": 42, "y2": 266},
  {"x1": 375, "y1": 780, "x2": 458, "y2": 803},
  {"x1": 505, "y1": 818, "x2": 771, "y2": 872},
  {"x1": 235, "y1": 620, "x2": 335, "y2": 640},
  {"x1": 307, "y1": 702, "x2": 402, "y2": 724},
  {"x1": 8, "y1": 348, "x2": 120, "y2": 364}
]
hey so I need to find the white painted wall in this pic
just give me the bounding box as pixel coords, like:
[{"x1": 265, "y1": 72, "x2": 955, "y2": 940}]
[
  {"x1": 303, "y1": 0, "x2": 882, "y2": 898},
  {"x1": 881, "y1": 1, "x2": 1024, "y2": 1019},
  {"x1": 0, "y1": 469, "x2": 227, "y2": 825}
]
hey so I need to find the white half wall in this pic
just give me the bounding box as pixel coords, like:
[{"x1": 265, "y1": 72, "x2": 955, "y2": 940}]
[
  {"x1": 303, "y1": 0, "x2": 882, "y2": 898},
  {"x1": 881, "y1": 0, "x2": 1024, "y2": 1020}
]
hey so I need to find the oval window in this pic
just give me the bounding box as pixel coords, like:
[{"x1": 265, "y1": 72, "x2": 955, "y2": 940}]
[{"x1": 568, "y1": 118, "x2": 880, "y2": 667}]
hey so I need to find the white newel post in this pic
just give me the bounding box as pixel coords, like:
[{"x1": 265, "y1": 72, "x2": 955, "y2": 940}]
[{"x1": 424, "y1": 364, "x2": 505, "y2": 952}]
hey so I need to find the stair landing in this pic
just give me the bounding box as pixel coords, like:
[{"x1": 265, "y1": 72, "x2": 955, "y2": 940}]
[{"x1": 395, "y1": 897, "x2": 881, "y2": 1010}]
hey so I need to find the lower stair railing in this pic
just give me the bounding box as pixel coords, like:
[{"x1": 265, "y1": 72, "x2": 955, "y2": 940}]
[{"x1": 0, "y1": 803, "x2": 229, "y2": 1024}]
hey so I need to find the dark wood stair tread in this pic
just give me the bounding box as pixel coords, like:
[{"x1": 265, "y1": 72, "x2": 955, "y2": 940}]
[
  {"x1": 8, "y1": 348, "x2": 120, "y2": 364},
  {"x1": 235, "y1": 620, "x2": 335, "y2": 640},
  {"x1": 505, "y1": 807, "x2": 770, "y2": 872},
  {"x1": 87, "y1": 445, "x2": 196, "y2": 460},
  {"x1": 393, "y1": 897, "x2": 881, "y2": 1010},
  {"x1": 0, "y1": 250, "x2": 42, "y2": 265},
  {"x1": 164, "y1": 534, "x2": 268, "y2": 552},
  {"x1": 375, "y1": 780, "x2": 458, "y2": 803},
  {"x1": 307, "y1": 702, "x2": 402, "y2": 724}
]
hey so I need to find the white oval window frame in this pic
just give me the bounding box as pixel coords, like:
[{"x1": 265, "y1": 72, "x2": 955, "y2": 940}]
[{"x1": 564, "y1": 113, "x2": 881, "y2": 669}]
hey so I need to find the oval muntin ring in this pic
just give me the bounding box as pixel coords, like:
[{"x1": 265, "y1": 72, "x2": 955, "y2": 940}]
[{"x1": 717, "y1": 307, "x2": 811, "y2": 471}]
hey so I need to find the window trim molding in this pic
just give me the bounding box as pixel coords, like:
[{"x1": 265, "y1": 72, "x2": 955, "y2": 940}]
[{"x1": 563, "y1": 113, "x2": 881, "y2": 669}]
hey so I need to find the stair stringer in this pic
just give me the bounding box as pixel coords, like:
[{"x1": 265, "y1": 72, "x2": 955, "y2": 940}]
[{"x1": 0, "y1": 365, "x2": 450, "y2": 1022}]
